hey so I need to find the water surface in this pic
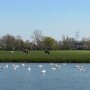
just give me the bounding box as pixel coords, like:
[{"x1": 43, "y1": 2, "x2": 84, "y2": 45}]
[{"x1": 0, "y1": 63, "x2": 90, "y2": 90}]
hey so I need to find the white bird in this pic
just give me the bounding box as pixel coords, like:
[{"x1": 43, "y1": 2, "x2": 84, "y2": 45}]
[
  {"x1": 55, "y1": 64, "x2": 58, "y2": 67},
  {"x1": 58, "y1": 65, "x2": 61, "y2": 68},
  {"x1": 75, "y1": 65, "x2": 81, "y2": 68},
  {"x1": 13, "y1": 66, "x2": 17, "y2": 70},
  {"x1": 50, "y1": 63, "x2": 54, "y2": 66},
  {"x1": 5, "y1": 64, "x2": 8, "y2": 69},
  {"x1": 54, "y1": 64, "x2": 61, "y2": 68},
  {"x1": 78, "y1": 68, "x2": 86, "y2": 72},
  {"x1": 12, "y1": 64, "x2": 15, "y2": 67},
  {"x1": 63, "y1": 63, "x2": 66, "y2": 66},
  {"x1": 27, "y1": 66, "x2": 31, "y2": 71},
  {"x1": 41, "y1": 69, "x2": 46, "y2": 74},
  {"x1": 22, "y1": 63, "x2": 25, "y2": 67},
  {"x1": 15, "y1": 65, "x2": 19, "y2": 68},
  {"x1": 38, "y1": 65, "x2": 43, "y2": 68},
  {"x1": 51, "y1": 67, "x2": 57, "y2": 70}
]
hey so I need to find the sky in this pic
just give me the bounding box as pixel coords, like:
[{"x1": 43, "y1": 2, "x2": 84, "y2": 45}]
[{"x1": 0, "y1": 0, "x2": 90, "y2": 41}]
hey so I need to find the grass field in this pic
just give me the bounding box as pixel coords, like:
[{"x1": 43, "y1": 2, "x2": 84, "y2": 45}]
[{"x1": 0, "y1": 50, "x2": 90, "y2": 63}]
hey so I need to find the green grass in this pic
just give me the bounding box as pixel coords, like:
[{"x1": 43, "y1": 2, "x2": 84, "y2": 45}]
[{"x1": 0, "y1": 50, "x2": 90, "y2": 63}]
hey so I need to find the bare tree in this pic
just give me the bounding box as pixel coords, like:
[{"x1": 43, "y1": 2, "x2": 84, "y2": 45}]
[{"x1": 32, "y1": 30, "x2": 44, "y2": 49}]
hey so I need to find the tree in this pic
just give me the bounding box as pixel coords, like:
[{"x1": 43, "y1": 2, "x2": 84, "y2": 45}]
[
  {"x1": 32, "y1": 30, "x2": 44, "y2": 49},
  {"x1": 24, "y1": 40, "x2": 32, "y2": 50},
  {"x1": 15, "y1": 36, "x2": 24, "y2": 50},
  {"x1": 43, "y1": 37, "x2": 58, "y2": 50},
  {"x1": 62, "y1": 35, "x2": 75, "y2": 50},
  {"x1": 1, "y1": 34, "x2": 15, "y2": 50}
]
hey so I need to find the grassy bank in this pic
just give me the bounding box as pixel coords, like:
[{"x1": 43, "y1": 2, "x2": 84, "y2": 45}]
[{"x1": 0, "y1": 50, "x2": 90, "y2": 63}]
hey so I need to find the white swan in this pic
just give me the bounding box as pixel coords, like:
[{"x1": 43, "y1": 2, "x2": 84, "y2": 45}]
[
  {"x1": 13, "y1": 66, "x2": 17, "y2": 70},
  {"x1": 5, "y1": 64, "x2": 8, "y2": 69},
  {"x1": 41, "y1": 69, "x2": 46, "y2": 74},
  {"x1": 27, "y1": 66, "x2": 31, "y2": 71},
  {"x1": 22, "y1": 63, "x2": 25, "y2": 67},
  {"x1": 51, "y1": 67, "x2": 56, "y2": 70},
  {"x1": 38, "y1": 65, "x2": 43, "y2": 68}
]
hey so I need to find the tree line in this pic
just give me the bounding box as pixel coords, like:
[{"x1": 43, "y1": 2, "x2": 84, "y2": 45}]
[{"x1": 0, "y1": 30, "x2": 90, "y2": 50}]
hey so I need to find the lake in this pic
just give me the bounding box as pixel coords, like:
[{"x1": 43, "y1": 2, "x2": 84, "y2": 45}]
[{"x1": 0, "y1": 63, "x2": 90, "y2": 90}]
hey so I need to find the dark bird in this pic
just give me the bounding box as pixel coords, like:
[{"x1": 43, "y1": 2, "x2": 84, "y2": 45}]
[{"x1": 45, "y1": 50, "x2": 50, "y2": 54}]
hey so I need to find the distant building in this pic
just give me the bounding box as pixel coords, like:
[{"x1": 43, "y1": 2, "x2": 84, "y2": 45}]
[{"x1": 73, "y1": 42, "x2": 88, "y2": 50}]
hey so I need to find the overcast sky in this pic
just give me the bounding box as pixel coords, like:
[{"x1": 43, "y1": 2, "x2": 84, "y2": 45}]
[{"x1": 0, "y1": 0, "x2": 90, "y2": 41}]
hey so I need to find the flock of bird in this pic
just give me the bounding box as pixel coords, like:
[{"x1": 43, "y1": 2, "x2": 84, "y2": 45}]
[
  {"x1": 0, "y1": 63, "x2": 87, "y2": 74},
  {"x1": 75, "y1": 64, "x2": 86, "y2": 72}
]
